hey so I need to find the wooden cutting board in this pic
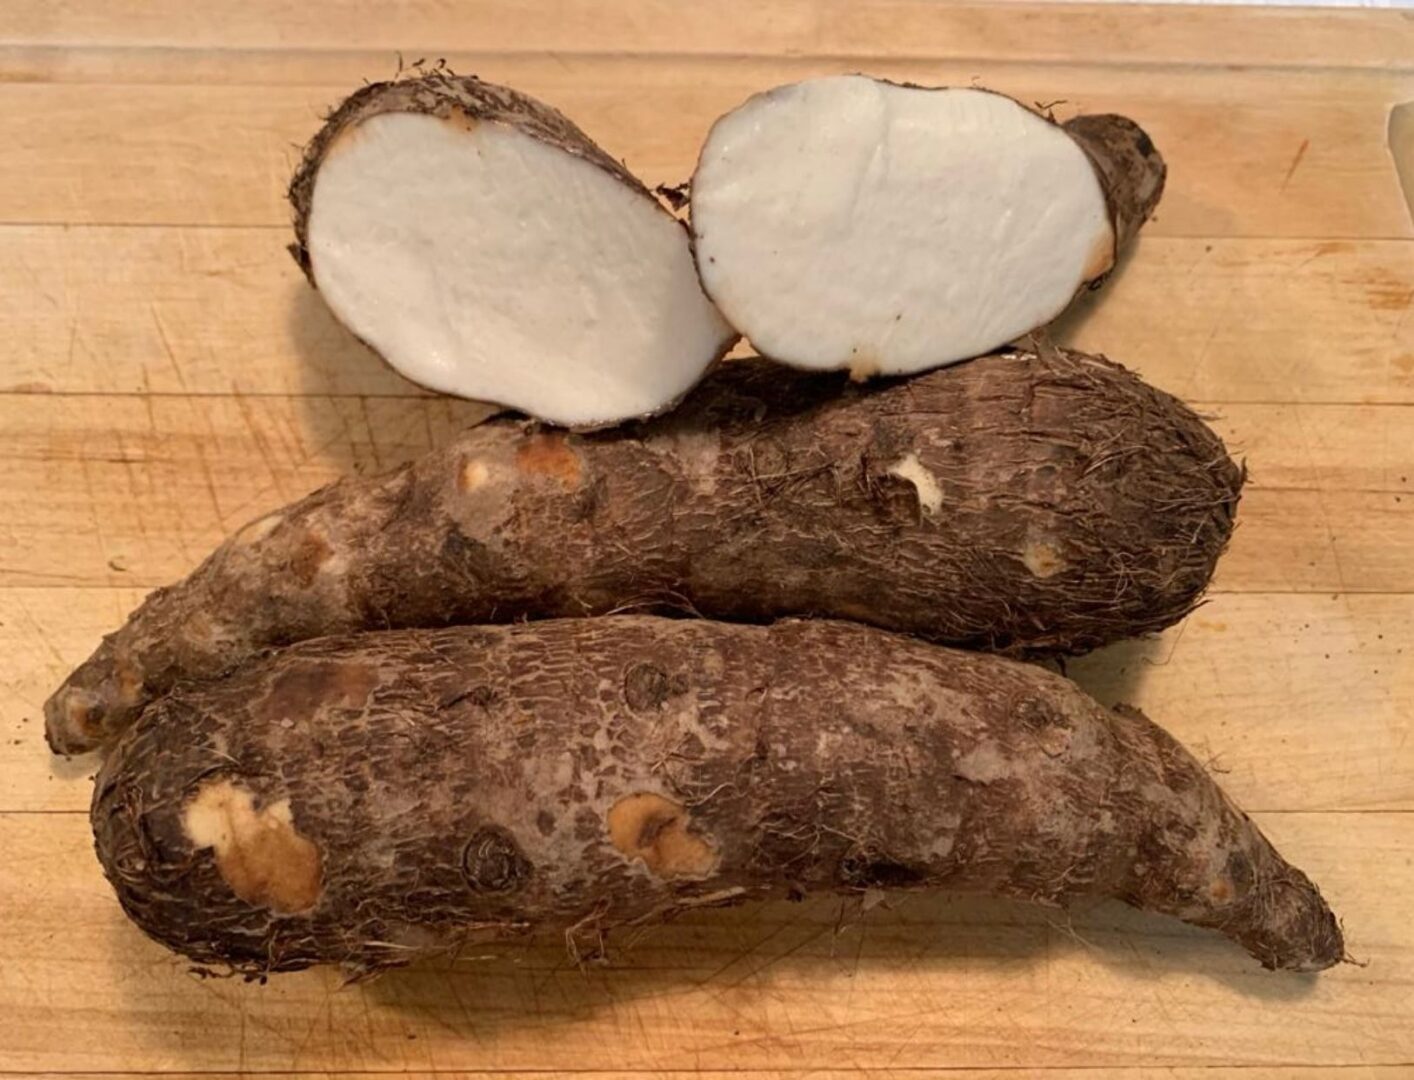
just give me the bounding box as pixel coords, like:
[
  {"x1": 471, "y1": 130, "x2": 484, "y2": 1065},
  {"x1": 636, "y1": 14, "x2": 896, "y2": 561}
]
[{"x1": 1, "y1": 3, "x2": 1411, "y2": 1076}]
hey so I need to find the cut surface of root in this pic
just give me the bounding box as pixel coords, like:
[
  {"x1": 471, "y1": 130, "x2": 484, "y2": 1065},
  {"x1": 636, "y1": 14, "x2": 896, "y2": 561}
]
[
  {"x1": 691, "y1": 76, "x2": 1127, "y2": 375},
  {"x1": 303, "y1": 78, "x2": 734, "y2": 427}
]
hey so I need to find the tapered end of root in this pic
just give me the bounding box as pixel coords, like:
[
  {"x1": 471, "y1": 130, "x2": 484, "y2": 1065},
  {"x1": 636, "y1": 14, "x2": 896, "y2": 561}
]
[
  {"x1": 1227, "y1": 861, "x2": 1345, "y2": 972},
  {"x1": 45, "y1": 688, "x2": 105, "y2": 755},
  {"x1": 44, "y1": 654, "x2": 127, "y2": 756},
  {"x1": 1112, "y1": 705, "x2": 1341, "y2": 973},
  {"x1": 1063, "y1": 113, "x2": 1167, "y2": 258}
]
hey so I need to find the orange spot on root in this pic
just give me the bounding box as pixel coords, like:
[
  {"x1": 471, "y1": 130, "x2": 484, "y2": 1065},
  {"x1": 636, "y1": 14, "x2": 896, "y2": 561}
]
[
  {"x1": 607, "y1": 792, "x2": 719, "y2": 880},
  {"x1": 516, "y1": 432, "x2": 583, "y2": 489},
  {"x1": 183, "y1": 781, "x2": 323, "y2": 914}
]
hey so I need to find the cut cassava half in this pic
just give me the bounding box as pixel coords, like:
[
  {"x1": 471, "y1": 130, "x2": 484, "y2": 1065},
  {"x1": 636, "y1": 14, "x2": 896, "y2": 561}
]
[
  {"x1": 289, "y1": 72, "x2": 736, "y2": 426},
  {"x1": 45, "y1": 348, "x2": 1242, "y2": 755},
  {"x1": 690, "y1": 76, "x2": 1166, "y2": 377},
  {"x1": 93, "y1": 617, "x2": 1343, "y2": 976}
]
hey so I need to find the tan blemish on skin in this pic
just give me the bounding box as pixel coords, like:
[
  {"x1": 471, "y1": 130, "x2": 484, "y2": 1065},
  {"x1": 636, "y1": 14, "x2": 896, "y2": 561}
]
[
  {"x1": 607, "y1": 792, "x2": 719, "y2": 880},
  {"x1": 928, "y1": 834, "x2": 956, "y2": 860},
  {"x1": 648, "y1": 430, "x2": 722, "y2": 496},
  {"x1": 62, "y1": 688, "x2": 104, "y2": 739},
  {"x1": 1022, "y1": 539, "x2": 1066, "y2": 579},
  {"x1": 113, "y1": 659, "x2": 143, "y2": 706},
  {"x1": 233, "y1": 512, "x2": 282, "y2": 548},
  {"x1": 516, "y1": 432, "x2": 582, "y2": 489},
  {"x1": 458, "y1": 458, "x2": 491, "y2": 492},
  {"x1": 290, "y1": 530, "x2": 334, "y2": 587},
  {"x1": 255, "y1": 662, "x2": 378, "y2": 724},
  {"x1": 887, "y1": 452, "x2": 943, "y2": 517},
  {"x1": 185, "y1": 610, "x2": 216, "y2": 644},
  {"x1": 182, "y1": 780, "x2": 322, "y2": 913},
  {"x1": 954, "y1": 743, "x2": 1011, "y2": 784}
]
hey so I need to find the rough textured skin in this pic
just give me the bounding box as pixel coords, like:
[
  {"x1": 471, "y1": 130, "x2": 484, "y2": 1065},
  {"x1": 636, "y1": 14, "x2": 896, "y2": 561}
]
[
  {"x1": 45, "y1": 349, "x2": 1243, "y2": 754},
  {"x1": 1063, "y1": 112, "x2": 1168, "y2": 267},
  {"x1": 92, "y1": 618, "x2": 1343, "y2": 977},
  {"x1": 287, "y1": 70, "x2": 650, "y2": 281}
]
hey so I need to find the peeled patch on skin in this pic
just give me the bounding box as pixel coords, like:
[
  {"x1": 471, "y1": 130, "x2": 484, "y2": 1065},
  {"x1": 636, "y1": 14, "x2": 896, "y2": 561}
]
[
  {"x1": 607, "y1": 792, "x2": 719, "y2": 879},
  {"x1": 515, "y1": 432, "x2": 582, "y2": 488},
  {"x1": 887, "y1": 452, "x2": 944, "y2": 517},
  {"x1": 1022, "y1": 538, "x2": 1067, "y2": 579},
  {"x1": 691, "y1": 77, "x2": 1138, "y2": 375},
  {"x1": 953, "y1": 742, "x2": 1012, "y2": 784},
  {"x1": 458, "y1": 458, "x2": 491, "y2": 493},
  {"x1": 182, "y1": 781, "x2": 322, "y2": 913}
]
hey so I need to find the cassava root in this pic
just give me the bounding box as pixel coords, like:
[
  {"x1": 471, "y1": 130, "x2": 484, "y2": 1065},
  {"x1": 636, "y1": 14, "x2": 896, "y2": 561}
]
[
  {"x1": 92, "y1": 617, "x2": 1343, "y2": 976},
  {"x1": 47, "y1": 348, "x2": 1241, "y2": 754}
]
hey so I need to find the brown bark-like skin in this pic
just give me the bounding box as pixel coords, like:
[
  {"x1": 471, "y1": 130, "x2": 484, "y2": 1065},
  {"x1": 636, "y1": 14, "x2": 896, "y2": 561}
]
[
  {"x1": 45, "y1": 349, "x2": 1242, "y2": 754},
  {"x1": 287, "y1": 71, "x2": 650, "y2": 281},
  {"x1": 92, "y1": 618, "x2": 1342, "y2": 977},
  {"x1": 1063, "y1": 113, "x2": 1167, "y2": 267}
]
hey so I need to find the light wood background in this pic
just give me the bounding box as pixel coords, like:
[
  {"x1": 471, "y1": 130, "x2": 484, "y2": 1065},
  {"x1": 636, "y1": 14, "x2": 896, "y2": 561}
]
[{"x1": 1, "y1": 2, "x2": 1412, "y2": 1077}]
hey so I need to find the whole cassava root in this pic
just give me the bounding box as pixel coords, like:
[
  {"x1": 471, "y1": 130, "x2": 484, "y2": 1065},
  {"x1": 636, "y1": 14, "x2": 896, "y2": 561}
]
[
  {"x1": 92, "y1": 617, "x2": 1343, "y2": 975},
  {"x1": 46, "y1": 348, "x2": 1242, "y2": 754}
]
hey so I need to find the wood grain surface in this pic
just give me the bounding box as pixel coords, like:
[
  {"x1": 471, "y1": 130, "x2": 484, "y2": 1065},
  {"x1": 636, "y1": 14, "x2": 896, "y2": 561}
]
[{"x1": 1, "y1": 2, "x2": 1411, "y2": 1076}]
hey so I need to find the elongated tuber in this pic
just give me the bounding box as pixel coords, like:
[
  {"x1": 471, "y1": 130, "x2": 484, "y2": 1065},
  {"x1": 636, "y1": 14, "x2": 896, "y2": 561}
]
[
  {"x1": 290, "y1": 72, "x2": 736, "y2": 426},
  {"x1": 93, "y1": 617, "x2": 1342, "y2": 976},
  {"x1": 46, "y1": 348, "x2": 1241, "y2": 754},
  {"x1": 690, "y1": 76, "x2": 1165, "y2": 377}
]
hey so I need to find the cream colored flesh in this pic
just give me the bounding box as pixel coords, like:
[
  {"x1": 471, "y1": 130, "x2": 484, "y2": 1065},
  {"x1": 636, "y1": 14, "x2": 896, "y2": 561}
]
[
  {"x1": 690, "y1": 77, "x2": 1113, "y2": 376},
  {"x1": 308, "y1": 111, "x2": 735, "y2": 426}
]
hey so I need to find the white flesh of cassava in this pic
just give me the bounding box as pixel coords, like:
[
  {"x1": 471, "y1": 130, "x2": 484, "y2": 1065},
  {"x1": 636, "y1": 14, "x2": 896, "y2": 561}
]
[
  {"x1": 308, "y1": 112, "x2": 734, "y2": 426},
  {"x1": 690, "y1": 77, "x2": 1113, "y2": 376}
]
